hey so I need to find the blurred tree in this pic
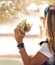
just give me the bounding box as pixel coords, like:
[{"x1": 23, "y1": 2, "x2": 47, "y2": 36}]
[{"x1": 0, "y1": 0, "x2": 55, "y2": 23}]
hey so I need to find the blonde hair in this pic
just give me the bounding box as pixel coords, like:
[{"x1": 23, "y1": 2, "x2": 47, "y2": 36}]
[{"x1": 47, "y1": 8, "x2": 55, "y2": 54}]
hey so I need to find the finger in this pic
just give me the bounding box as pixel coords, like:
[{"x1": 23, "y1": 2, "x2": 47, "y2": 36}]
[
  {"x1": 14, "y1": 28, "x2": 17, "y2": 33},
  {"x1": 14, "y1": 25, "x2": 20, "y2": 33},
  {"x1": 16, "y1": 25, "x2": 20, "y2": 30}
]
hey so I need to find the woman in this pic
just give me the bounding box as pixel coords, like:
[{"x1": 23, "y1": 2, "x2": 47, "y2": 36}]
[{"x1": 14, "y1": 5, "x2": 55, "y2": 65}]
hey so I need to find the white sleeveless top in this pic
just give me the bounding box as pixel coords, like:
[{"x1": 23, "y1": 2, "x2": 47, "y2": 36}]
[{"x1": 39, "y1": 43, "x2": 54, "y2": 65}]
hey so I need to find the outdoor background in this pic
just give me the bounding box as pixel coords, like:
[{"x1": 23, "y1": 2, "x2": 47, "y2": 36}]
[{"x1": 0, "y1": 0, "x2": 55, "y2": 65}]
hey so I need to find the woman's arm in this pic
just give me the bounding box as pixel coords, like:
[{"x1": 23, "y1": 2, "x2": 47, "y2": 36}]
[
  {"x1": 14, "y1": 25, "x2": 49, "y2": 65},
  {"x1": 19, "y1": 48, "x2": 49, "y2": 65}
]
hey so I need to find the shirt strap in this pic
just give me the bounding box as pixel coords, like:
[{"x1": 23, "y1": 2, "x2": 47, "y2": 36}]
[{"x1": 40, "y1": 38, "x2": 48, "y2": 46}]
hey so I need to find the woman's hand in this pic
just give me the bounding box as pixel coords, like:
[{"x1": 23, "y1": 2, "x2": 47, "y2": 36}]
[{"x1": 14, "y1": 25, "x2": 25, "y2": 44}]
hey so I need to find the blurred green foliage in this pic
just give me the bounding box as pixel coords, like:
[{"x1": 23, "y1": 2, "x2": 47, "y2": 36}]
[{"x1": 0, "y1": 0, "x2": 55, "y2": 23}]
